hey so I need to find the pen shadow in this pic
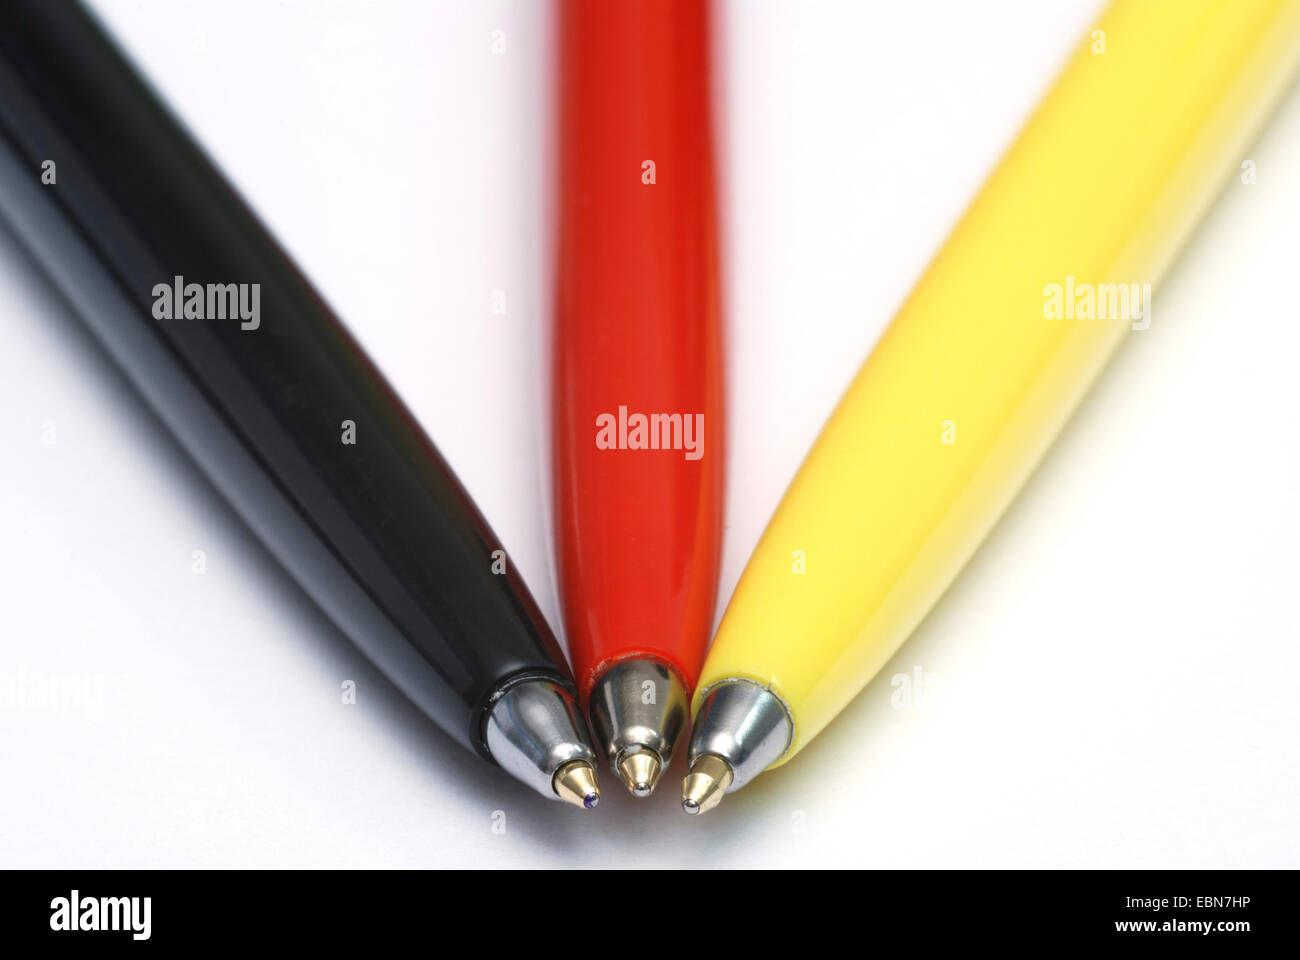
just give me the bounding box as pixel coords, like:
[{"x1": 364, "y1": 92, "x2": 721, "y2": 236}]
[{"x1": 0, "y1": 222, "x2": 595, "y2": 858}]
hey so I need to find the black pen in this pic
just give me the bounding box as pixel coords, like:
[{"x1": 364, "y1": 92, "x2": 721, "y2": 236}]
[{"x1": 0, "y1": 0, "x2": 600, "y2": 808}]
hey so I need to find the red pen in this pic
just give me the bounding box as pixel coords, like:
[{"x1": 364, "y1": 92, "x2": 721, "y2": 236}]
[{"x1": 552, "y1": 0, "x2": 724, "y2": 797}]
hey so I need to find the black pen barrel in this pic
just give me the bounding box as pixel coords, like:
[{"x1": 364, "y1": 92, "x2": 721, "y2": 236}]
[{"x1": 0, "y1": 1, "x2": 595, "y2": 799}]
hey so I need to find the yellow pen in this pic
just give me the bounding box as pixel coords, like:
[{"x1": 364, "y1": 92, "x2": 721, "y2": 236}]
[{"x1": 682, "y1": 0, "x2": 1300, "y2": 814}]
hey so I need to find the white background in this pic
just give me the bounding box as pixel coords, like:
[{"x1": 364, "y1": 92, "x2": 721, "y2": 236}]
[{"x1": 2, "y1": 0, "x2": 1297, "y2": 868}]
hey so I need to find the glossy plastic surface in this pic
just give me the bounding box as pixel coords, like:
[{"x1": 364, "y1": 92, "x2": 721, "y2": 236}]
[
  {"x1": 553, "y1": 0, "x2": 725, "y2": 698},
  {"x1": 696, "y1": 0, "x2": 1300, "y2": 763},
  {"x1": 0, "y1": 0, "x2": 576, "y2": 759}
]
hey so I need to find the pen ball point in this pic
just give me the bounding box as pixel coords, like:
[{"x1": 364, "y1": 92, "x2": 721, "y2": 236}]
[{"x1": 553, "y1": 760, "x2": 602, "y2": 811}]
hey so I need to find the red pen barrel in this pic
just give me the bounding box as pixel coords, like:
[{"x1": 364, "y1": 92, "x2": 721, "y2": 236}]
[{"x1": 552, "y1": 0, "x2": 725, "y2": 790}]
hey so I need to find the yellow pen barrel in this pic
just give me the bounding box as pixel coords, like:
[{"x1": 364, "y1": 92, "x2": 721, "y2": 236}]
[{"x1": 697, "y1": 0, "x2": 1300, "y2": 766}]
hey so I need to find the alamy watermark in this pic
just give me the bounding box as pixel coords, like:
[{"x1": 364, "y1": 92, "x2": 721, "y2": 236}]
[
  {"x1": 152, "y1": 275, "x2": 260, "y2": 330},
  {"x1": 1043, "y1": 275, "x2": 1151, "y2": 331},
  {"x1": 50, "y1": 891, "x2": 150, "y2": 941},
  {"x1": 0, "y1": 670, "x2": 105, "y2": 719},
  {"x1": 595, "y1": 405, "x2": 704, "y2": 461}
]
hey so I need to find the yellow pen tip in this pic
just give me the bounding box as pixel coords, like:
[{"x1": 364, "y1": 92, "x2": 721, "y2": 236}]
[{"x1": 680, "y1": 754, "x2": 733, "y2": 816}]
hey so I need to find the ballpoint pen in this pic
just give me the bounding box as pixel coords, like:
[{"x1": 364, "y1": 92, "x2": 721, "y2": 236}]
[
  {"x1": 683, "y1": 0, "x2": 1300, "y2": 814},
  {"x1": 0, "y1": 0, "x2": 600, "y2": 809},
  {"x1": 553, "y1": 0, "x2": 725, "y2": 796}
]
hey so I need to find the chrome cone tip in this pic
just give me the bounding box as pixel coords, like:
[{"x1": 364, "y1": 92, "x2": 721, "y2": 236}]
[{"x1": 587, "y1": 659, "x2": 690, "y2": 789}]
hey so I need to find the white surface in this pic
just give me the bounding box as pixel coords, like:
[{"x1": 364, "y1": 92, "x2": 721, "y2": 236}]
[{"x1": 2, "y1": 0, "x2": 1297, "y2": 868}]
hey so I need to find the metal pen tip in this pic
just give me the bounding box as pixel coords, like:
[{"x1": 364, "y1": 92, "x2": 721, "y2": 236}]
[
  {"x1": 553, "y1": 760, "x2": 601, "y2": 810},
  {"x1": 616, "y1": 749, "x2": 663, "y2": 798},
  {"x1": 683, "y1": 680, "x2": 793, "y2": 810},
  {"x1": 587, "y1": 659, "x2": 689, "y2": 796},
  {"x1": 680, "y1": 753, "x2": 733, "y2": 816}
]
